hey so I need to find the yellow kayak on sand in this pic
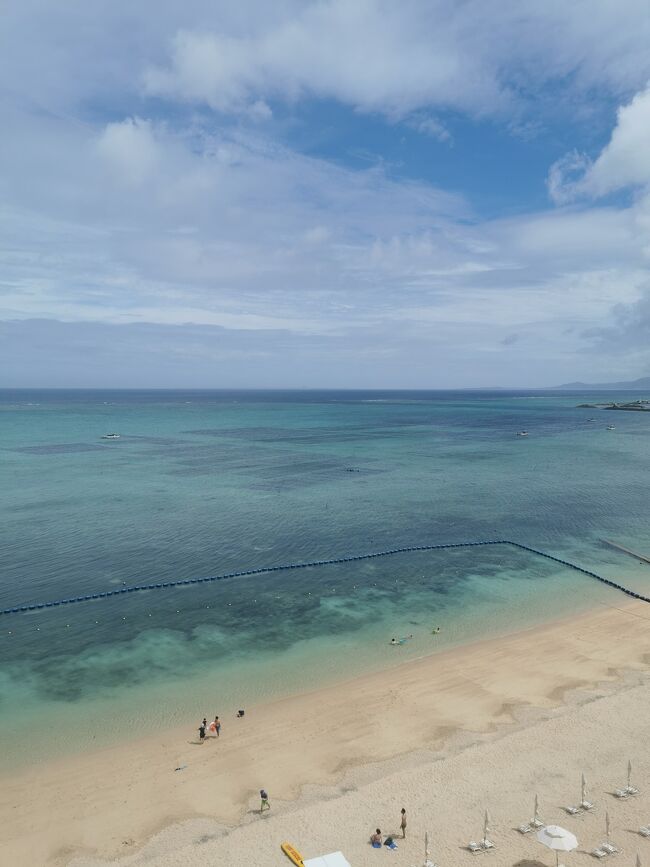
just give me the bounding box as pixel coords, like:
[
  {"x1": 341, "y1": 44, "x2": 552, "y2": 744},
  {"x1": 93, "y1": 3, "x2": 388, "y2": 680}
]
[{"x1": 281, "y1": 842, "x2": 305, "y2": 866}]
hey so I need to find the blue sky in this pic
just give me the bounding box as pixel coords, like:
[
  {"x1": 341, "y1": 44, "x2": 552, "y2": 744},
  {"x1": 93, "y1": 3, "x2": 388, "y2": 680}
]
[{"x1": 1, "y1": 0, "x2": 650, "y2": 387}]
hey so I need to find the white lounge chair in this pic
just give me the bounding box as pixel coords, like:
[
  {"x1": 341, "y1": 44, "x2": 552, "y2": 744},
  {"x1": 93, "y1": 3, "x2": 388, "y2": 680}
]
[
  {"x1": 481, "y1": 838, "x2": 495, "y2": 850},
  {"x1": 639, "y1": 826, "x2": 650, "y2": 837},
  {"x1": 467, "y1": 841, "x2": 482, "y2": 853},
  {"x1": 591, "y1": 848, "x2": 608, "y2": 859},
  {"x1": 581, "y1": 800, "x2": 595, "y2": 810},
  {"x1": 565, "y1": 805, "x2": 582, "y2": 815},
  {"x1": 615, "y1": 761, "x2": 639, "y2": 797},
  {"x1": 518, "y1": 798, "x2": 544, "y2": 833},
  {"x1": 601, "y1": 842, "x2": 618, "y2": 854}
]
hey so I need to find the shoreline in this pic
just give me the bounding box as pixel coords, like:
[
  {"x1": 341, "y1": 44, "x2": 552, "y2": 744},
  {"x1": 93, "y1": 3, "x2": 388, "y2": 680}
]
[
  {"x1": 0, "y1": 576, "x2": 618, "y2": 776},
  {"x1": 2, "y1": 598, "x2": 649, "y2": 865}
]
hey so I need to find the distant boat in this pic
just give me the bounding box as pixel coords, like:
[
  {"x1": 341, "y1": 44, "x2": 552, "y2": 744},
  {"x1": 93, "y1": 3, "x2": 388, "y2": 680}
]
[
  {"x1": 101, "y1": 433, "x2": 120, "y2": 439},
  {"x1": 516, "y1": 430, "x2": 529, "y2": 437},
  {"x1": 606, "y1": 425, "x2": 615, "y2": 431}
]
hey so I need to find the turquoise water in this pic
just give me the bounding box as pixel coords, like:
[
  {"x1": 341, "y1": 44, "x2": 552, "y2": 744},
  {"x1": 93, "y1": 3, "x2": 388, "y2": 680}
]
[{"x1": 1, "y1": 389, "x2": 650, "y2": 770}]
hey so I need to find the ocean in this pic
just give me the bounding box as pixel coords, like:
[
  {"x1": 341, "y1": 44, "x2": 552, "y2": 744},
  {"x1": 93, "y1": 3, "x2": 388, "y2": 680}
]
[{"x1": 1, "y1": 389, "x2": 649, "y2": 769}]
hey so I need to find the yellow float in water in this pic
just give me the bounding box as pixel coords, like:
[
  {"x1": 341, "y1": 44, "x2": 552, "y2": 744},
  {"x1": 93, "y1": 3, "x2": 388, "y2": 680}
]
[{"x1": 281, "y1": 842, "x2": 305, "y2": 866}]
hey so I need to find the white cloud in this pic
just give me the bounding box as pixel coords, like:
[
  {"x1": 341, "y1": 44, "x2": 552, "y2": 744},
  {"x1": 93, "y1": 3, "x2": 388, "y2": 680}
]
[
  {"x1": 144, "y1": 30, "x2": 259, "y2": 113},
  {"x1": 405, "y1": 114, "x2": 452, "y2": 143},
  {"x1": 549, "y1": 84, "x2": 650, "y2": 203},
  {"x1": 585, "y1": 85, "x2": 650, "y2": 195},
  {"x1": 141, "y1": 1, "x2": 650, "y2": 120},
  {"x1": 247, "y1": 99, "x2": 273, "y2": 121},
  {"x1": 96, "y1": 117, "x2": 161, "y2": 186},
  {"x1": 545, "y1": 81, "x2": 650, "y2": 362},
  {"x1": 547, "y1": 151, "x2": 592, "y2": 205}
]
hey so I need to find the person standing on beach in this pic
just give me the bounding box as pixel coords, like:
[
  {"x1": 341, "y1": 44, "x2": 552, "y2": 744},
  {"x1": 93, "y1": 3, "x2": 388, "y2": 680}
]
[
  {"x1": 260, "y1": 789, "x2": 270, "y2": 813},
  {"x1": 198, "y1": 722, "x2": 206, "y2": 743},
  {"x1": 215, "y1": 716, "x2": 221, "y2": 737},
  {"x1": 400, "y1": 808, "x2": 407, "y2": 838}
]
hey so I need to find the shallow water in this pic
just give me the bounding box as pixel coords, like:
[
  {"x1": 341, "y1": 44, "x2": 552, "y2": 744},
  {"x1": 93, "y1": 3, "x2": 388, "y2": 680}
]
[{"x1": 1, "y1": 389, "x2": 649, "y2": 769}]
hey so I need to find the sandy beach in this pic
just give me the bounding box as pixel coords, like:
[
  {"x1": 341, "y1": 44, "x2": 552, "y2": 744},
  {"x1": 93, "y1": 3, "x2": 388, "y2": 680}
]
[{"x1": 2, "y1": 598, "x2": 649, "y2": 866}]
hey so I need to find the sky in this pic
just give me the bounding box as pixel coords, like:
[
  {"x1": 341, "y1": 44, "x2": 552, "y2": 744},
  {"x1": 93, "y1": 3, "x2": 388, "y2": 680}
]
[{"x1": 1, "y1": 0, "x2": 650, "y2": 388}]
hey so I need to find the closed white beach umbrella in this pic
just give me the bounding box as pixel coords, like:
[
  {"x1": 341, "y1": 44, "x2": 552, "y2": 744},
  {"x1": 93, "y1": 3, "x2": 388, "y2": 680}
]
[
  {"x1": 537, "y1": 825, "x2": 578, "y2": 867},
  {"x1": 628, "y1": 759, "x2": 633, "y2": 788},
  {"x1": 636, "y1": 855, "x2": 641, "y2": 867},
  {"x1": 483, "y1": 808, "x2": 490, "y2": 841},
  {"x1": 423, "y1": 830, "x2": 434, "y2": 867},
  {"x1": 605, "y1": 810, "x2": 611, "y2": 841},
  {"x1": 581, "y1": 773, "x2": 587, "y2": 804}
]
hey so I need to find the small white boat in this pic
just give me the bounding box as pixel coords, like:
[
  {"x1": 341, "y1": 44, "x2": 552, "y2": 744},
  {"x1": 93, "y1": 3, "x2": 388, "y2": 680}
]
[
  {"x1": 101, "y1": 433, "x2": 121, "y2": 439},
  {"x1": 606, "y1": 425, "x2": 615, "y2": 431},
  {"x1": 516, "y1": 430, "x2": 529, "y2": 437}
]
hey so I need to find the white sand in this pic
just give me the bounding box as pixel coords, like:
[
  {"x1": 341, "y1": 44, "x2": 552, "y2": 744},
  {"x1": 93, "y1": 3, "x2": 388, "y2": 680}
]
[{"x1": 2, "y1": 600, "x2": 649, "y2": 866}]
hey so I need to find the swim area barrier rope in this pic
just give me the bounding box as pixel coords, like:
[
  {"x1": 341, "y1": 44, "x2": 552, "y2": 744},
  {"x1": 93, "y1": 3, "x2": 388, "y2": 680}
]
[{"x1": 2, "y1": 539, "x2": 648, "y2": 617}]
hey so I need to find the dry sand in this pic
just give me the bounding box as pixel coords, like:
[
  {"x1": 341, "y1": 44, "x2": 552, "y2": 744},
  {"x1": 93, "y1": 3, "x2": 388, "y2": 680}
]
[{"x1": 2, "y1": 599, "x2": 649, "y2": 866}]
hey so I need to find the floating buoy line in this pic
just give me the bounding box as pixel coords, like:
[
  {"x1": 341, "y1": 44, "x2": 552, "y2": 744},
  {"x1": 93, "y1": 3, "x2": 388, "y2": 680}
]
[{"x1": 1, "y1": 539, "x2": 648, "y2": 619}]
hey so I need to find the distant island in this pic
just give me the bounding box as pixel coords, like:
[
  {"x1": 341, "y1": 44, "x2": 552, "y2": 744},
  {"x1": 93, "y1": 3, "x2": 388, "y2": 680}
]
[
  {"x1": 554, "y1": 376, "x2": 650, "y2": 390},
  {"x1": 577, "y1": 399, "x2": 650, "y2": 412}
]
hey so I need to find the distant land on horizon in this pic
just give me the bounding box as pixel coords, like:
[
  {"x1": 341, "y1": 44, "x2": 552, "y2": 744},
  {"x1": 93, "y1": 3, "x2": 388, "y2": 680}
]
[
  {"x1": 2, "y1": 380, "x2": 650, "y2": 391},
  {"x1": 553, "y1": 376, "x2": 650, "y2": 390}
]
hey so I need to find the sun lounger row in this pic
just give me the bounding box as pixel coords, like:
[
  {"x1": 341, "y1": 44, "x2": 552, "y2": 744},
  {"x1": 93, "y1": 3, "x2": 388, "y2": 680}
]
[
  {"x1": 615, "y1": 785, "x2": 639, "y2": 799},
  {"x1": 592, "y1": 841, "x2": 619, "y2": 858},
  {"x1": 565, "y1": 799, "x2": 594, "y2": 815},
  {"x1": 467, "y1": 839, "x2": 494, "y2": 853}
]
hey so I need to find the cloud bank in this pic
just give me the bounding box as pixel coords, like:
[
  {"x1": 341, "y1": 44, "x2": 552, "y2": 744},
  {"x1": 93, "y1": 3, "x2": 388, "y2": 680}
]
[{"x1": 2, "y1": 1, "x2": 650, "y2": 386}]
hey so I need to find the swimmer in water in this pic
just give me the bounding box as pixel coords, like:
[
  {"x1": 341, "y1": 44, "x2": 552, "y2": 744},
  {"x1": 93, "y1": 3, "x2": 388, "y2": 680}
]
[
  {"x1": 390, "y1": 638, "x2": 398, "y2": 645},
  {"x1": 432, "y1": 626, "x2": 441, "y2": 634}
]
